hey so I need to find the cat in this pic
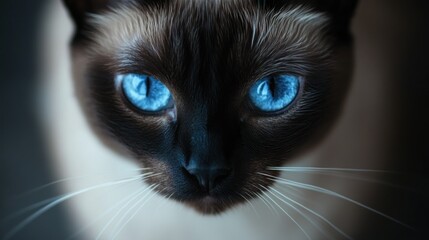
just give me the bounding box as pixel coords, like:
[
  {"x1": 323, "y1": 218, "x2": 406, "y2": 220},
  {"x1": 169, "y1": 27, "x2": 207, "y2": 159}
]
[
  {"x1": 62, "y1": 0, "x2": 356, "y2": 214},
  {"x1": 5, "y1": 0, "x2": 421, "y2": 239}
]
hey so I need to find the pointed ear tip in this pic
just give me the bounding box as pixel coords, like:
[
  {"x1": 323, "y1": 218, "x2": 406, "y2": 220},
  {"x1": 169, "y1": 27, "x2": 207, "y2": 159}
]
[
  {"x1": 62, "y1": 0, "x2": 111, "y2": 29},
  {"x1": 62, "y1": 0, "x2": 80, "y2": 11}
]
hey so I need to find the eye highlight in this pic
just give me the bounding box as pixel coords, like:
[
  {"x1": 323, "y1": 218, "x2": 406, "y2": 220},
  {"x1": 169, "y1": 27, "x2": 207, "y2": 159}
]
[
  {"x1": 249, "y1": 75, "x2": 300, "y2": 112},
  {"x1": 118, "y1": 73, "x2": 173, "y2": 112}
]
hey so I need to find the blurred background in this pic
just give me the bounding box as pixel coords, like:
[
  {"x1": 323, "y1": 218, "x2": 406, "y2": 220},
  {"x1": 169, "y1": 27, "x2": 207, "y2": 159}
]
[
  {"x1": 0, "y1": 1, "x2": 75, "y2": 239},
  {"x1": 1, "y1": 0, "x2": 428, "y2": 239}
]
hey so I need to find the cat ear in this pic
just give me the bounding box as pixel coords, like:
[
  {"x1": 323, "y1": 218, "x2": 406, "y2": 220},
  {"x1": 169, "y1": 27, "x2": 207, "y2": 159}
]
[
  {"x1": 257, "y1": 0, "x2": 359, "y2": 36},
  {"x1": 63, "y1": 0, "x2": 112, "y2": 31},
  {"x1": 310, "y1": 0, "x2": 359, "y2": 35}
]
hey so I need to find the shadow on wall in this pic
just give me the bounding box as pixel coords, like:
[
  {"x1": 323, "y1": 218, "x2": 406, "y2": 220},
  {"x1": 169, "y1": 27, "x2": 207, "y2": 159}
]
[
  {"x1": 353, "y1": 0, "x2": 429, "y2": 238},
  {"x1": 0, "y1": 0, "x2": 76, "y2": 240}
]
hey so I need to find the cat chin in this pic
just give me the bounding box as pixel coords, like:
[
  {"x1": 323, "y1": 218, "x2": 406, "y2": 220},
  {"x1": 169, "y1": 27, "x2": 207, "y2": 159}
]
[{"x1": 184, "y1": 196, "x2": 236, "y2": 215}]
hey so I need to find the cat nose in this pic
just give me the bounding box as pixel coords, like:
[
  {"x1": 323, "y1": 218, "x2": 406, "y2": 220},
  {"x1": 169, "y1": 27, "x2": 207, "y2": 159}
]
[{"x1": 185, "y1": 167, "x2": 231, "y2": 192}]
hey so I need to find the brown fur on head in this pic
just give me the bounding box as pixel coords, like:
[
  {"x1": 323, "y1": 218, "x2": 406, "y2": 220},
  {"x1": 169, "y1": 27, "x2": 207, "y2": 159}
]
[{"x1": 63, "y1": 0, "x2": 357, "y2": 214}]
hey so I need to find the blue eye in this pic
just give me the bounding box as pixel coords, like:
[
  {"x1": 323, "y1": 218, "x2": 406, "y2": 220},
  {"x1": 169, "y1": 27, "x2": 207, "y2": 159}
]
[
  {"x1": 119, "y1": 73, "x2": 173, "y2": 112},
  {"x1": 249, "y1": 75, "x2": 300, "y2": 112}
]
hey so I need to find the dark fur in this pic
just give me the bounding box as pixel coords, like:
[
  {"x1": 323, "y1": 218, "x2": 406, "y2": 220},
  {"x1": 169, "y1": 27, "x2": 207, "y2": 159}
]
[{"x1": 64, "y1": 0, "x2": 357, "y2": 214}]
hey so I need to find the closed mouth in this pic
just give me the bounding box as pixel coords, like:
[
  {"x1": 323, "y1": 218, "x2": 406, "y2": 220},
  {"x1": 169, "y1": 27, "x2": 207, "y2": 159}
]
[{"x1": 183, "y1": 194, "x2": 238, "y2": 215}]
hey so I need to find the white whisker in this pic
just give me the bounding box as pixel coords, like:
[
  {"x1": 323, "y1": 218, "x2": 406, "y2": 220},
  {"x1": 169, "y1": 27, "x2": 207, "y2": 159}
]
[
  {"x1": 67, "y1": 187, "x2": 145, "y2": 240},
  {"x1": 257, "y1": 185, "x2": 311, "y2": 240},
  {"x1": 1, "y1": 196, "x2": 62, "y2": 223},
  {"x1": 153, "y1": 191, "x2": 174, "y2": 211},
  {"x1": 16, "y1": 167, "x2": 151, "y2": 198},
  {"x1": 243, "y1": 190, "x2": 262, "y2": 217},
  {"x1": 298, "y1": 171, "x2": 418, "y2": 193},
  {"x1": 268, "y1": 166, "x2": 418, "y2": 193},
  {"x1": 267, "y1": 166, "x2": 394, "y2": 173},
  {"x1": 238, "y1": 189, "x2": 259, "y2": 217},
  {"x1": 2, "y1": 172, "x2": 155, "y2": 224},
  {"x1": 267, "y1": 185, "x2": 350, "y2": 240},
  {"x1": 3, "y1": 174, "x2": 146, "y2": 240},
  {"x1": 109, "y1": 184, "x2": 157, "y2": 239},
  {"x1": 259, "y1": 172, "x2": 414, "y2": 230},
  {"x1": 95, "y1": 184, "x2": 156, "y2": 240},
  {"x1": 111, "y1": 184, "x2": 160, "y2": 240},
  {"x1": 251, "y1": 184, "x2": 277, "y2": 216},
  {"x1": 267, "y1": 187, "x2": 334, "y2": 239},
  {"x1": 255, "y1": 185, "x2": 281, "y2": 217},
  {"x1": 150, "y1": 187, "x2": 172, "y2": 212}
]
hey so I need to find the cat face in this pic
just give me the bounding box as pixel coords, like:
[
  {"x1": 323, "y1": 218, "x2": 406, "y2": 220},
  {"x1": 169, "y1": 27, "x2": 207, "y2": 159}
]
[{"x1": 64, "y1": 0, "x2": 357, "y2": 214}]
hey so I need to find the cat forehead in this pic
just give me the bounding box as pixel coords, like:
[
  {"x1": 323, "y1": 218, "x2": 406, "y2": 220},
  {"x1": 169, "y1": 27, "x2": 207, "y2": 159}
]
[{"x1": 87, "y1": 1, "x2": 329, "y2": 61}]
